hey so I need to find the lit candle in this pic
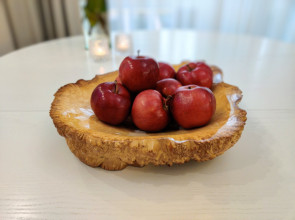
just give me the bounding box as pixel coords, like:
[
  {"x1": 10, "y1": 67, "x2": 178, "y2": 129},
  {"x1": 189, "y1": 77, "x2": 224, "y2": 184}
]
[
  {"x1": 115, "y1": 34, "x2": 132, "y2": 52},
  {"x1": 89, "y1": 38, "x2": 110, "y2": 61},
  {"x1": 94, "y1": 46, "x2": 107, "y2": 56}
]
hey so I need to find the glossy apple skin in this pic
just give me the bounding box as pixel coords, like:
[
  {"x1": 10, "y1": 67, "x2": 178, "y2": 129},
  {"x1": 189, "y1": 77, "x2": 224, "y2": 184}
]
[
  {"x1": 176, "y1": 65, "x2": 213, "y2": 88},
  {"x1": 158, "y1": 62, "x2": 176, "y2": 80},
  {"x1": 131, "y1": 90, "x2": 169, "y2": 132},
  {"x1": 156, "y1": 78, "x2": 182, "y2": 97},
  {"x1": 90, "y1": 82, "x2": 131, "y2": 125},
  {"x1": 119, "y1": 55, "x2": 159, "y2": 92},
  {"x1": 177, "y1": 62, "x2": 197, "y2": 73},
  {"x1": 196, "y1": 61, "x2": 211, "y2": 71},
  {"x1": 192, "y1": 67, "x2": 213, "y2": 88},
  {"x1": 170, "y1": 85, "x2": 216, "y2": 129}
]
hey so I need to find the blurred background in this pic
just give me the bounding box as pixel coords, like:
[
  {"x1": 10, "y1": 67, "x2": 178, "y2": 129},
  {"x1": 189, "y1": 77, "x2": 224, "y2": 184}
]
[{"x1": 0, "y1": 0, "x2": 295, "y2": 56}]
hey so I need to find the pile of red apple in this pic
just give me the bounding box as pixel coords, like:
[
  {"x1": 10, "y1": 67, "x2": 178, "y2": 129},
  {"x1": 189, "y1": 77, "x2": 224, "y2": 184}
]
[{"x1": 90, "y1": 54, "x2": 216, "y2": 132}]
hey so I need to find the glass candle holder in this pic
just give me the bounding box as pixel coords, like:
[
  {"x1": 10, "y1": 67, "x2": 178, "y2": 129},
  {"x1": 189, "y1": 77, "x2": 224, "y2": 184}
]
[
  {"x1": 115, "y1": 34, "x2": 132, "y2": 53},
  {"x1": 89, "y1": 38, "x2": 110, "y2": 61}
]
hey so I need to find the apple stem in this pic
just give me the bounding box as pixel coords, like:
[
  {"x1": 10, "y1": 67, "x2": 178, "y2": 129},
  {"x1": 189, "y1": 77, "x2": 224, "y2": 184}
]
[
  {"x1": 163, "y1": 102, "x2": 168, "y2": 112},
  {"x1": 166, "y1": 95, "x2": 173, "y2": 102},
  {"x1": 186, "y1": 64, "x2": 193, "y2": 71},
  {"x1": 114, "y1": 80, "x2": 119, "y2": 94},
  {"x1": 163, "y1": 96, "x2": 172, "y2": 112}
]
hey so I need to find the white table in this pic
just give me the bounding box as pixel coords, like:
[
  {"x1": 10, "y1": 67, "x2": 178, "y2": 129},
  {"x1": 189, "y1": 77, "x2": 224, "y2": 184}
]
[{"x1": 1, "y1": 30, "x2": 295, "y2": 219}]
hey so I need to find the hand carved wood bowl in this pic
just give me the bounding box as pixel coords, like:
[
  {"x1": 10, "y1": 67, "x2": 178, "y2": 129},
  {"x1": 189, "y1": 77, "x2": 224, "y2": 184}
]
[{"x1": 50, "y1": 62, "x2": 247, "y2": 170}]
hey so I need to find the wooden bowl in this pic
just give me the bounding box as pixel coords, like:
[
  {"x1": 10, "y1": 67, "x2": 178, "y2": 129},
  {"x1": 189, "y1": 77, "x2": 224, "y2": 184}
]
[{"x1": 50, "y1": 62, "x2": 247, "y2": 170}]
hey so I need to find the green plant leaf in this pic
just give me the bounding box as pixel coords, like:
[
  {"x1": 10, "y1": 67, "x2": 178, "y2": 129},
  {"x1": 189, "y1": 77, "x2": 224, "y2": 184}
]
[{"x1": 84, "y1": 0, "x2": 107, "y2": 28}]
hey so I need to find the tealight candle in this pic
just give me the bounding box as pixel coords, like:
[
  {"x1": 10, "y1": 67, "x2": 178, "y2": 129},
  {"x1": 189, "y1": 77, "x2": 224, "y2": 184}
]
[
  {"x1": 89, "y1": 38, "x2": 110, "y2": 61},
  {"x1": 115, "y1": 34, "x2": 132, "y2": 52}
]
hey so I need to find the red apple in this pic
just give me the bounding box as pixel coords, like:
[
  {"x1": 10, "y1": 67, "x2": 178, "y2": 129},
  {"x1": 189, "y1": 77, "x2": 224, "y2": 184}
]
[
  {"x1": 196, "y1": 61, "x2": 209, "y2": 68},
  {"x1": 192, "y1": 67, "x2": 213, "y2": 88},
  {"x1": 156, "y1": 78, "x2": 182, "y2": 97},
  {"x1": 131, "y1": 90, "x2": 169, "y2": 132},
  {"x1": 119, "y1": 55, "x2": 159, "y2": 92},
  {"x1": 170, "y1": 85, "x2": 216, "y2": 129},
  {"x1": 196, "y1": 61, "x2": 212, "y2": 73},
  {"x1": 90, "y1": 82, "x2": 131, "y2": 125},
  {"x1": 176, "y1": 64, "x2": 213, "y2": 88},
  {"x1": 176, "y1": 69, "x2": 193, "y2": 85},
  {"x1": 177, "y1": 62, "x2": 197, "y2": 73},
  {"x1": 158, "y1": 62, "x2": 176, "y2": 80}
]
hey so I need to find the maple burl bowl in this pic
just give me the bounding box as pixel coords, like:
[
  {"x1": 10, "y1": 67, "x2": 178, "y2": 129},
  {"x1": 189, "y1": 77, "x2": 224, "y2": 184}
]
[{"x1": 50, "y1": 62, "x2": 247, "y2": 170}]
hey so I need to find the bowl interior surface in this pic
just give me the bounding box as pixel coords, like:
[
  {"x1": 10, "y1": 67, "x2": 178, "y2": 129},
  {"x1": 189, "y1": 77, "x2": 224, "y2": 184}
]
[{"x1": 56, "y1": 70, "x2": 235, "y2": 142}]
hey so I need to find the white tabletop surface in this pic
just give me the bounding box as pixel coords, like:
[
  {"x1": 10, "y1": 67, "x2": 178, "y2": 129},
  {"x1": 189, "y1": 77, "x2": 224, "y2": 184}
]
[{"x1": 0, "y1": 30, "x2": 295, "y2": 219}]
